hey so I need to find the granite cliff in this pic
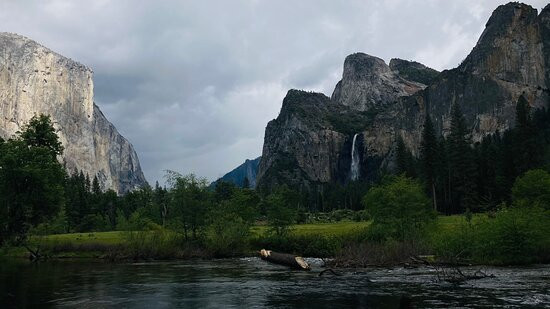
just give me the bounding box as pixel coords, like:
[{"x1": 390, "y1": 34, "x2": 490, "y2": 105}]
[
  {"x1": 257, "y1": 2, "x2": 550, "y2": 191},
  {"x1": 0, "y1": 32, "x2": 147, "y2": 193}
]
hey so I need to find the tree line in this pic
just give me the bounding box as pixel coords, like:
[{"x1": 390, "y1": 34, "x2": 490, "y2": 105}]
[
  {"x1": 398, "y1": 95, "x2": 550, "y2": 214},
  {"x1": 0, "y1": 116, "x2": 300, "y2": 245}
]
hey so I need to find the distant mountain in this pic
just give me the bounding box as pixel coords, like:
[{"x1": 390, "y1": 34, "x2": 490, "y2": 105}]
[
  {"x1": 257, "y1": 2, "x2": 550, "y2": 190},
  {"x1": 212, "y1": 157, "x2": 261, "y2": 188}
]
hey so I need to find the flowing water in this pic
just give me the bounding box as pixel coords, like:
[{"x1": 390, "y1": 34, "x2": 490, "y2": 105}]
[
  {"x1": 0, "y1": 258, "x2": 549, "y2": 308},
  {"x1": 350, "y1": 133, "x2": 360, "y2": 181}
]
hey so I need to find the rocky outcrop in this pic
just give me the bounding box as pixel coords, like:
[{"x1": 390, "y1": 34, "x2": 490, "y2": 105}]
[
  {"x1": 331, "y1": 53, "x2": 426, "y2": 111},
  {"x1": 212, "y1": 157, "x2": 261, "y2": 188},
  {"x1": 0, "y1": 32, "x2": 147, "y2": 193},
  {"x1": 257, "y1": 2, "x2": 550, "y2": 191}
]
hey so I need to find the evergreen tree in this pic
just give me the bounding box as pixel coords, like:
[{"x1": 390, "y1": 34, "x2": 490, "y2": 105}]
[
  {"x1": 420, "y1": 115, "x2": 439, "y2": 211},
  {"x1": 447, "y1": 103, "x2": 477, "y2": 213},
  {"x1": 395, "y1": 135, "x2": 416, "y2": 177},
  {"x1": 153, "y1": 181, "x2": 168, "y2": 226},
  {"x1": 92, "y1": 176, "x2": 101, "y2": 195},
  {"x1": 0, "y1": 115, "x2": 65, "y2": 244},
  {"x1": 513, "y1": 94, "x2": 541, "y2": 176}
]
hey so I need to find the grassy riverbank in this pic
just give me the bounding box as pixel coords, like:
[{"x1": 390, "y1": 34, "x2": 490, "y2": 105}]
[
  {"x1": 0, "y1": 218, "x2": 441, "y2": 260},
  {"x1": 3, "y1": 213, "x2": 548, "y2": 266}
]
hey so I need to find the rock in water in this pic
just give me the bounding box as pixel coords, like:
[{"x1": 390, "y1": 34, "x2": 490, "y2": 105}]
[
  {"x1": 257, "y1": 2, "x2": 550, "y2": 191},
  {"x1": 0, "y1": 32, "x2": 147, "y2": 193}
]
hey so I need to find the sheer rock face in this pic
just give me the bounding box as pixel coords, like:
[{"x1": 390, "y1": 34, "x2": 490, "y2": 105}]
[
  {"x1": 0, "y1": 32, "x2": 147, "y2": 193},
  {"x1": 257, "y1": 2, "x2": 550, "y2": 190},
  {"x1": 331, "y1": 53, "x2": 426, "y2": 111}
]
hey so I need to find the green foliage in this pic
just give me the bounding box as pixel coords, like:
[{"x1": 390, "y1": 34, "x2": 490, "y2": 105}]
[
  {"x1": 395, "y1": 136, "x2": 416, "y2": 178},
  {"x1": 265, "y1": 186, "x2": 299, "y2": 236},
  {"x1": 420, "y1": 115, "x2": 439, "y2": 210},
  {"x1": 19, "y1": 114, "x2": 63, "y2": 157},
  {"x1": 326, "y1": 108, "x2": 379, "y2": 135},
  {"x1": 392, "y1": 62, "x2": 439, "y2": 85},
  {"x1": 363, "y1": 175, "x2": 435, "y2": 241},
  {"x1": 30, "y1": 209, "x2": 69, "y2": 236},
  {"x1": 205, "y1": 188, "x2": 259, "y2": 256},
  {"x1": 448, "y1": 103, "x2": 477, "y2": 212},
  {"x1": 512, "y1": 169, "x2": 550, "y2": 209},
  {"x1": 167, "y1": 172, "x2": 211, "y2": 239},
  {"x1": 432, "y1": 207, "x2": 550, "y2": 264},
  {"x1": 252, "y1": 233, "x2": 341, "y2": 257},
  {"x1": 122, "y1": 230, "x2": 196, "y2": 260},
  {"x1": 0, "y1": 115, "x2": 65, "y2": 244},
  {"x1": 207, "y1": 211, "x2": 250, "y2": 257}
]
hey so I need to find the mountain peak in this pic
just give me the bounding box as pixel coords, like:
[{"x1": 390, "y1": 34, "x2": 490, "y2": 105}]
[{"x1": 332, "y1": 53, "x2": 425, "y2": 111}]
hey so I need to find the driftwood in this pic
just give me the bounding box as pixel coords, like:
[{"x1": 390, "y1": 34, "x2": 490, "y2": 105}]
[
  {"x1": 24, "y1": 245, "x2": 45, "y2": 261},
  {"x1": 259, "y1": 249, "x2": 311, "y2": 270},
  {"x1": 318, "y1": 268, "x2": 340, "y2": 277},
  {"x1": 411, "y1": 254, "x2": 495, "y2": 284},
  {"x1": 434, "y1": 266, "x2": 495, "y2": 284}
]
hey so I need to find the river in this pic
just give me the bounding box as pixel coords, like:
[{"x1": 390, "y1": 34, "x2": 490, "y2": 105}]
[{"x1": 0, "y1": 258, "x2": 548, "y2": 308}]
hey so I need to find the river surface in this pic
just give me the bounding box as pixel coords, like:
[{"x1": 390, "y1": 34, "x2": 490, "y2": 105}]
[{"x1": 0, "y1": 258, "x2": 548, "y2": 308}]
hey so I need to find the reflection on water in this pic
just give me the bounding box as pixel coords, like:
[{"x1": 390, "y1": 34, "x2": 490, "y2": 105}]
[{"x1": 0, "y1": 257, "x2": 548, "y2": 308}]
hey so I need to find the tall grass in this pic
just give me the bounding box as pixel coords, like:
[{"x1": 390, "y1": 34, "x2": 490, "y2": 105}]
[{"x1": 431, "y1": 207, "x2": 550, "y2": 265}]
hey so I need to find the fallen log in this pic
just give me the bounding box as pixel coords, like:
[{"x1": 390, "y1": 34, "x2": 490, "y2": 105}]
[{"x1": 259, "y1": 249, "x2": 311, "y2": 270}]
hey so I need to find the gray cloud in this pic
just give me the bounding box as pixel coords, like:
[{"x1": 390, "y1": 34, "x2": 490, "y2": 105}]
[{"x1": 0, "y1": 0, "x2": 547, "y2": 184}]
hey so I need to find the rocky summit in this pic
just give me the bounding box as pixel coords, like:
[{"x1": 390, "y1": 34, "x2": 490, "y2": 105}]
[
  {"x1": 0, "y1": 33, "x2": 147, "y2": 193},
  {"x1": 257, "y1": 2, "x2": 550, "y2": 191}
]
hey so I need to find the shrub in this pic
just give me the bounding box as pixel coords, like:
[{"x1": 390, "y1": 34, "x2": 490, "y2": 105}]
[
  {"x1": 207, "y1": 213, "x2": 251, "y2": 257},
  {"x1": 363, "y1": 175, "x2": 436, "y2": 241},
  {"x1": 265, "y1": 187, "x2": 298, "y2": 236},
  {"x1": 432, "y1": 207, "x2": 550, "y2": 264},
  {"x1": 512, "y1": 169, "x2": 550, "y2": 209},
  {"x1": 252, "y1": 233, "x2": 341, "y2": 257}
]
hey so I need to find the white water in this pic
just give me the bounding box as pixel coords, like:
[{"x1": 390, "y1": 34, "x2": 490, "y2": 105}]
[{"x1": 350, "y1": 133, "x2": 360, "y2": 181}]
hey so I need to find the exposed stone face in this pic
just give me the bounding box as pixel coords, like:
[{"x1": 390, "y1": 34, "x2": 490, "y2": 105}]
[
  {"x1": 331, "y1": 53, "x2": 426, "y2": 111},
  {"x1": 0, "y1": 32, "x2": 147, "y2": 193},
  {"x1": 257, "y1": 2, "x2": 550, "y2": 191}
]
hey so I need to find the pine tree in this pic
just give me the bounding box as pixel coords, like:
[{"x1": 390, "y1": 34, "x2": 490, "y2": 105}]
[
  {"x1": 448, "y1": 103, "x2": 477, "y2": 213},
  {"x1": 513, "y1": 94, "x2": 541, "y2": 175},
  {"x1": 395, "y1": 135, "x2": 415, "y2": 177},
  {"x1": 92, "y1": 176, "x2": 101, "y2": 195},
  {"x1": 420, "y1": 115, "x2": 439, "y2": 211}
]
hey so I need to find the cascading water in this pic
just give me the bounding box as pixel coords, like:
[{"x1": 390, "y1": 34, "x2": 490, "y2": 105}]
[{"x1": 350, "y1": 133, "x2": 360, "y2": 181}]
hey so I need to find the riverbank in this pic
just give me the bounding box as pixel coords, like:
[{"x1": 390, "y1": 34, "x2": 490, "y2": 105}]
[{"x1": 2, "y1": 213, "x2": 549, "y2": 266}]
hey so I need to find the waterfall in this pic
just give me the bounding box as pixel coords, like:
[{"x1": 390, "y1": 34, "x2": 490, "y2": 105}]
[{"x1": 350, "y1": 133, "x2": 360, "y2": 181}]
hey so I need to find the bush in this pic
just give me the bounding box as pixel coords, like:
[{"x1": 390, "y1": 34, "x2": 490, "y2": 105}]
[
  {"x1": 363, "y1": 175, "x2": 436, "y2": 241},
  {"x1": 207, "y1": 213, "x2": 251, "y2": 257},
  {"x1": 432, "y1": 207, "x2": 550, "y2": 264},
  {"x1": 512, "y1": 169, "x2": 550, "y2": 209},
  {"x1": 265, "y1": 187, "x2": 298, "y2": 236},
  {"x1": 252, "y1": 233, "x2": 341, "y2": 257}
]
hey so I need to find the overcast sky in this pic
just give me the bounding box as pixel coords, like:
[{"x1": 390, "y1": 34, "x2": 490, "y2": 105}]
[{"x1": 0, "y1": 0, "x2": 547, "y2": 184}]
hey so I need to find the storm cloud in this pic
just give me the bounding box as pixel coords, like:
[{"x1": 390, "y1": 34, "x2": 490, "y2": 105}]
[{"x1": 0, "y1": 0, "x2": 547, "y2": 184}]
